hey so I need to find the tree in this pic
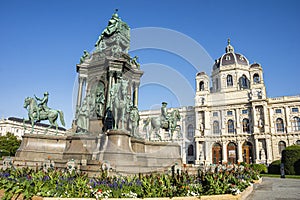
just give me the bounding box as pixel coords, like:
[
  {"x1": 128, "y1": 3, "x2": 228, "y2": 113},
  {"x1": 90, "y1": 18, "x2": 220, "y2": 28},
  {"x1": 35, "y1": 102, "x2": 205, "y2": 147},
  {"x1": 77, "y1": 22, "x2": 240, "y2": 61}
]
[{"x1": 0, "y1": 132, "x2": 21, "y2": 156}]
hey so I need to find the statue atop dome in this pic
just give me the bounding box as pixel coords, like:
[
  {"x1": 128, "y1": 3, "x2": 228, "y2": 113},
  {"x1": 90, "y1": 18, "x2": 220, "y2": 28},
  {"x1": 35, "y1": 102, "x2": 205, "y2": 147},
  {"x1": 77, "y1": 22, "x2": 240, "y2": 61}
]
[{"x1": 225, "y1": 38, "x2": 234, "y2": 53}]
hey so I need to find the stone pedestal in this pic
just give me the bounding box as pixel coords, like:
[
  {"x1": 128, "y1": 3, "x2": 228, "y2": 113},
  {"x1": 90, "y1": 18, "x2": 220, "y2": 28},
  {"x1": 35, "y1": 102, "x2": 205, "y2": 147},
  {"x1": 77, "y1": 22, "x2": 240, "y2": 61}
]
[
  {"x1": 15, "y1": 133, "x2": 100, "y2": 161},
  {"x1": 102, "y1": 130, "x2": 136, "y2": 167},
  {"x1": 12, "y1": 130, "x2": 182, "y2": 175}
]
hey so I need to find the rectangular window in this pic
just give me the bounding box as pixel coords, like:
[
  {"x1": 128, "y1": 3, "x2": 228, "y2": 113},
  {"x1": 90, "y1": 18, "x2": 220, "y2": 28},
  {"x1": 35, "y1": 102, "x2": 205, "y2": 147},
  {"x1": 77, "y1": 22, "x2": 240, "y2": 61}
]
[
  {"x1": 242, "y1": 109, "x2": 248, "y2": 114},
  {"x1": 213, "y1": 112, "x2": 218, "y2": 117},
  {"x1": 227, "y1": 110, "x2": 233, "y2": 116},
  {"x1": 275, "y1": 109, "x2": 282, "y2": 114},
  {"x1": 292, "y1": 108, "x2": 299, "y2": 113}
]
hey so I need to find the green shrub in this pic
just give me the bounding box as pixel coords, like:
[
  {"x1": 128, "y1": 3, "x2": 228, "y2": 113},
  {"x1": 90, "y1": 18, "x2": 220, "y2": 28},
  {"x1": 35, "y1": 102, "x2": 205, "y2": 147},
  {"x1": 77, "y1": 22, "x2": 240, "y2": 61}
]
[
  {"x1": 268, "y1": 160, "x2": 281, "y2": 174},
  {"x1": 0, "y1": 132, "x2": 21, "y2": 156},
  {"x1": 294, "y1": 159, "x2": 300, "y2": 175},
  {"x1": 281, "y1": 145, "x2": 300, "y2": 175},
  {"x1": 250, "y1": 164, "x2": 267, "y2": 174}
]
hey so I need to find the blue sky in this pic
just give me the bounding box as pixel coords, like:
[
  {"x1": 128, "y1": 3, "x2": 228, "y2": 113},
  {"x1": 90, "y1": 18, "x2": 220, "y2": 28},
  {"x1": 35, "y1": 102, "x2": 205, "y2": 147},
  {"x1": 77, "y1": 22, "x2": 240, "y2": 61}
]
[{"x1": 0, "y1": 0, "x2": 299, "y2": 128}]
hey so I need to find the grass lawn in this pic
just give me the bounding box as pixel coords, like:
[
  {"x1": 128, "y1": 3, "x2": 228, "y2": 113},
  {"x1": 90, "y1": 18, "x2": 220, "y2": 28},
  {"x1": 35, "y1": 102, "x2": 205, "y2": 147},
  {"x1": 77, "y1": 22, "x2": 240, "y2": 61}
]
[{"x1": 261, "y1": 174, "x2": 300, "y2": 179}]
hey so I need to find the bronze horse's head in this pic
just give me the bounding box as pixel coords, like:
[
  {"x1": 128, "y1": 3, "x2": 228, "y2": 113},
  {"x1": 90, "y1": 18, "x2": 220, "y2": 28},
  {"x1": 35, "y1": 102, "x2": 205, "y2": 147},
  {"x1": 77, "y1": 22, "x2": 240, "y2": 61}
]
[{"x1": 23, "y1": 97, "x2": 31, "y2": 108}]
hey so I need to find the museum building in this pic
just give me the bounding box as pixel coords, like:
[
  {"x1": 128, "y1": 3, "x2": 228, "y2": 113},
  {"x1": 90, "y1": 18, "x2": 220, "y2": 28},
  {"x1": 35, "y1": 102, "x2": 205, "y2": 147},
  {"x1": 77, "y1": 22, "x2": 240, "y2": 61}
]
[{"x1": 139, "y1": 40, "x2": 300, "y2": 165}]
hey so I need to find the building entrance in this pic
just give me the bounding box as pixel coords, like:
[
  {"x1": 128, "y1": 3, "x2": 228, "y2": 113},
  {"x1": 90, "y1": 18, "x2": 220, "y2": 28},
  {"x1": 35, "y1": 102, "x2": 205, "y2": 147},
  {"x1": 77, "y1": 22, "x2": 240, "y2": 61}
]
[
  {"x1": 227, "y1": 142, "x2": 237, "y2": 164},
  {"x1": 212, "y1": 143, "x2": 222, "y2": 164},
  {"x1": 242, "y1": 142, "x2": 253, "y2": 164}
]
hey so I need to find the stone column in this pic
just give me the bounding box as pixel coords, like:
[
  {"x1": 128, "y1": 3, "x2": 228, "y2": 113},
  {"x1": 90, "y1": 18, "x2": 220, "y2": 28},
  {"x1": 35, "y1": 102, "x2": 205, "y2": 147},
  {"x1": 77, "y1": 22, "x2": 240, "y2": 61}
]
[
  {"x1": 195, "y1": 110, "x2": 200, "y2": 137},
  {"x1": 252, "y1": 106, "x2": 257, "y2": 133},
  {"x1": 268, "y1": 108, "x2": 274, "y2": 133},
  {"x1": 263, "y1": 105, "x2": 268, "y2": 133},
  {"x1": 76, "y1": 77, "x2": 84, "y2": 108},
  {"x1": 265, "y1": 137, "x2": 272, "y2": 164},
  {"x1": 106, "y1": 71, "x2": 113, "y2": 109},
  {"x1": 222, "y1": 141, "x2": 227, "y2": 163},
  {"x1": 195, "y1": 141, "x2": 201, "y2": 165},
  {"x1": 237, "y1": 140, "x2": 243, "y2": 163},
  {"x1": 221, "y1": 110, "x2": 225, "y2": 135},
  {"x1": 204, "y1": 141, "x2": 209, "y2": 165},
  {"x1": 284, "y1": 106, "x2": 290, "y2": 134},
  {"x1": 254, "y1": 138, "x2": 259, "y2": 163},
  {"x1": 133, "y1": 82, "x2": 139, "y2": 107},
  {"x1": 236, "y1": 108, "x2": 240, "y2": 129},
  {"x1": 204, "y1": 111, "x2": 210, "y2": 135},
  {"x1": 196, "y1": 141, "x2": 204, "y2": 164}
]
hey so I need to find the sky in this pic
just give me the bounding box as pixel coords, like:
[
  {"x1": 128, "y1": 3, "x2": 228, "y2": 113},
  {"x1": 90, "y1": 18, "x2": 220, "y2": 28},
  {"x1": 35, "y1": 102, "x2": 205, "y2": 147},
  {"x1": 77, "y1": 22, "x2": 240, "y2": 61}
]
[{"x1": 0, "y1": 0, "x2": 299, "y2": 129}]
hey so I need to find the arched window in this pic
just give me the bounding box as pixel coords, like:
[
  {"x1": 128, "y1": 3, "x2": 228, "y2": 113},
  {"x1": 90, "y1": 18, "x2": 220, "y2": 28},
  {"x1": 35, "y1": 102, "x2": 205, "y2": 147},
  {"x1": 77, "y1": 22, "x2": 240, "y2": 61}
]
[
  {"x1": 253, "y1": 73, "x2": 260, "y2": 84},
  {"x1": 239, "y1": 75, "x2": 249, "y2": 89},
  {"x1": 199, "y1": 81, "x2": 204, "y2": 91},
  {"x1": 242, "y1": 118, "x2": 250, "y2": 133},
  {"x1": 187, "y1": 124, "x2": 194, "y2": 138},
  {"x1": 227, "y1": 75, "x2": 233, "y2": 87},
  {"x1": 292, "y1": 117, "x2": 300, "y2": 131},
  {"x1": 228, "y1": 119, "x2": 235, "y2": 133},
  {"x1": 276, "y1": 118, "x2": 284, "y2": 132},
  {"x1": 213, "y1": 121, "x2": 220, "y2": 134},
  {"x1": 278, "y1": 141, "x2": 286, "y2": 155},
  {"x1": 296, "y1": 140, "x2": 300, "y2": 145},
  {"x1": 188, "y1": 144, "x2": 194, "y2": 156}
]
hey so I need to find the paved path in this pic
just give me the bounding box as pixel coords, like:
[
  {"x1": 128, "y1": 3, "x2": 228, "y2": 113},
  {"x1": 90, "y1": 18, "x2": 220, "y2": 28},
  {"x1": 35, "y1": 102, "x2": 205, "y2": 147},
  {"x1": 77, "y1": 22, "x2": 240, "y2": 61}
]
[{"x1": 246, "y1": 177, "x2": 300, "y2": 200}]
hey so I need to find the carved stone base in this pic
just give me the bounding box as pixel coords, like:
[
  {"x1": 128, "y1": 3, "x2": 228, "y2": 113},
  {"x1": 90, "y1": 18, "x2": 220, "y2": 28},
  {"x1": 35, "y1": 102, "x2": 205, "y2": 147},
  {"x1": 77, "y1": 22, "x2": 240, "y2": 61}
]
[
  {"x1": 12, "y1": 130, "x2": 182, "y2": 175},
  {"x1": 15, "y1": 134, "x2": 100, "y2": 160}
]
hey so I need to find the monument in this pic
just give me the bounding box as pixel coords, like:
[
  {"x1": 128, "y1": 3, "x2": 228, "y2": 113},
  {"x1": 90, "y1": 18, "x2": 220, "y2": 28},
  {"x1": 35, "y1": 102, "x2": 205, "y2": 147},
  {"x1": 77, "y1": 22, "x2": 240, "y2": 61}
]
[{"x1": 11, "y1": 10, "x2": 182, "y2": 175}]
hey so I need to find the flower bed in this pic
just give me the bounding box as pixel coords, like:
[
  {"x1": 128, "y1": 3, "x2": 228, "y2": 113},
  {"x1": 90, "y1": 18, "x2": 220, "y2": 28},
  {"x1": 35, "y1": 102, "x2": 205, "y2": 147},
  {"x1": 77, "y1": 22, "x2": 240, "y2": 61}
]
[{"x1": 0, "y1": 165, "x2": 260, "y2": 200}]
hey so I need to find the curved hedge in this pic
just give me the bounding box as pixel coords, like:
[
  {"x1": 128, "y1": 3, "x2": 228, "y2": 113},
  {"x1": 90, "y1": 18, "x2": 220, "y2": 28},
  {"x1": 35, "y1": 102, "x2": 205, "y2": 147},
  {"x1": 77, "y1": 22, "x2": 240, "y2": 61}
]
[
  {"x1": 268, "y1": 160, "x2": 280, "y2": 174},
  {"x1": 281, "y1": 145, "x2": 300, "y2": 175}
]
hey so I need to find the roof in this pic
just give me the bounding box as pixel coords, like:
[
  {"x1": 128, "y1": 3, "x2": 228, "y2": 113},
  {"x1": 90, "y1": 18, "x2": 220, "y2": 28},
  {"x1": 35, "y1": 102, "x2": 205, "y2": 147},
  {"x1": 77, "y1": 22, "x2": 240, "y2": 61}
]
[{"x1": 213, "y1": 39, "x2": 249, "y2": 69}]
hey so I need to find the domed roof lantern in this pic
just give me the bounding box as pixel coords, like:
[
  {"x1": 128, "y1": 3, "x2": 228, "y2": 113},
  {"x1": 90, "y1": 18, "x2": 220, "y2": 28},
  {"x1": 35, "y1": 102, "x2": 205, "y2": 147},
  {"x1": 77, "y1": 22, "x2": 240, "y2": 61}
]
[{"x1": 225, "y1": 38, "x2": 234, "y2": 53}]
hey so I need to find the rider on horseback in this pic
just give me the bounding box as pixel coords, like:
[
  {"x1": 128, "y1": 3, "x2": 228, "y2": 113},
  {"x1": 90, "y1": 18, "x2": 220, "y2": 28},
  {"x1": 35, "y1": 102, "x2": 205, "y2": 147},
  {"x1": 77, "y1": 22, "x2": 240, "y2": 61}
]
[
  {"x1": 161, "y1": 102, "x2": 171, "y2": 130},
  {"x1": 34, "y1": 92, "x2": 49, "y2": 121}
]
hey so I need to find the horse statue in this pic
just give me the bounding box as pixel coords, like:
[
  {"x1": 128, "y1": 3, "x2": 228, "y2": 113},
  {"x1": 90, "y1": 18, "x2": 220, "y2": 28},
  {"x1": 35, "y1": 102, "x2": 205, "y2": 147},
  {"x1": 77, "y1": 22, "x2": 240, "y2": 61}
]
[
  {"x1": 143, "y1": 109, "x2": 181, "y2": 141},
  {"x1": 23, "y1": 97, "x2": 65, "y2": 133},
  {"x1": 110, "y1": 79, "x2": 131, "y2": 129}
]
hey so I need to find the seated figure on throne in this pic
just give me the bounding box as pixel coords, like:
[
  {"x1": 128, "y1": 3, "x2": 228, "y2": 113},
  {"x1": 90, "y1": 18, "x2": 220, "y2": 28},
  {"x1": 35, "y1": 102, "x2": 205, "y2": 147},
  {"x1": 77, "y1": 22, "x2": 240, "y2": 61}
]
[{"x1": 95, "y1": 10, "x2": 120, "y2": 47}]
